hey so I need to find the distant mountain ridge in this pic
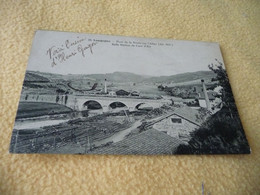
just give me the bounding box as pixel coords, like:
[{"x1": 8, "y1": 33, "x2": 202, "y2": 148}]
[
  {"x1": 146, "y1": 71, "x2": 216, "y2": 83},
  {"x1": 24, "y1": 72, "x2": 50, "y2": 82},
  {"x1": 26, "y1": 70, "x2": 216, "y2": 84},
  {"x1": 83, "y1": 71, "x2": 151, "y2": 82}
]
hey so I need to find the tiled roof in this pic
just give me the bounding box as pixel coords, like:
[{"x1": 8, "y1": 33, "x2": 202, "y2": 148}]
[
  {"x1": 90, "y1": 129, "x2": 184, "y2": 155},
  {"x1": 198, "y1": 91, "x2": 217, "y2": 100},
  {"x1": 173, "y1": 107, "x2": 203, "y2": 125}
]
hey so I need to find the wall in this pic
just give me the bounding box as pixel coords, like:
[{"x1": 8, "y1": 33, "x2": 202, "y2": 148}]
[{"x1": 153, "y1": 114, "x2": 199, "y2": 138}]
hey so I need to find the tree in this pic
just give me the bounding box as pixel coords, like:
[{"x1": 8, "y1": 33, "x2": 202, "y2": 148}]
[
  {"x1": 175, "y1": 59, "x2": 250, "y2": 154},
  {"x1": 208, "y1": 59, "x2": 238, "y2": 118},
  {"x1": 158, "y1": 85, "x2": 164, "y2": 91}
]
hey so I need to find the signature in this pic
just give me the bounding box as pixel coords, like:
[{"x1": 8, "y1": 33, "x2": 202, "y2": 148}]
[{"x1": 46, "y1": 37, "x2": 97, "y2": 67}]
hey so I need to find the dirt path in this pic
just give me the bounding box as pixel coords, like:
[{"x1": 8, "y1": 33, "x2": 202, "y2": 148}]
[{"x1": 94, "y1": 120, "x2": 142, "y2": 147}]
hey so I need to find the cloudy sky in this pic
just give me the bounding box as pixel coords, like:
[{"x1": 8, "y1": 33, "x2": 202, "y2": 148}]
[{"x1": 27, "y1": 30, "x2": 225, "y2": 76}]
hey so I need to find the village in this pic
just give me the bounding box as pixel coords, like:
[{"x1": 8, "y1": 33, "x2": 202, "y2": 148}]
[{"x1": 10, "y1": 70, "x2": 223, "y2": 154}]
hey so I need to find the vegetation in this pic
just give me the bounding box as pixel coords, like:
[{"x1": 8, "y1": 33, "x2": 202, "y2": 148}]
[
  {"x1": 11, "y1": 111, "x2": 135, "y2": 153},
  {"x1": 176, "y1": 60, "x2": 250, "y2": 154},
  {"x1": 158, "y1": 82, "x2": 217, "y2": 99}
]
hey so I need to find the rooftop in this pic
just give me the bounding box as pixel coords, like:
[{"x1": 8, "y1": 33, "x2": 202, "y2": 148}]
[
  {"x1": 90, "y1": 129, "x2": 185, "y2": 155},
  {"x1": 173, "y1": 106, "x2": 205, "y2": 125}
]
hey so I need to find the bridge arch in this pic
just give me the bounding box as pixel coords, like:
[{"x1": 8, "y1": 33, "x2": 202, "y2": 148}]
[
  {"x1": 82, "y1": 100, "x2": 103, "y2": 116},
  {"x1": 82, "y1": 100, "x2": 103, "y2": 111},
  {"x1": 108, "y1": 101, "x2": 129, "y2": 112},
  {"x1": 135, "y1": 103, "x2": 154, "y2": 111}
]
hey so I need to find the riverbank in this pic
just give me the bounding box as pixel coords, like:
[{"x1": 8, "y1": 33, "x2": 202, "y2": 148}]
[{"x1": 16, "y1": 102, "x2": 73, "y2": 119}]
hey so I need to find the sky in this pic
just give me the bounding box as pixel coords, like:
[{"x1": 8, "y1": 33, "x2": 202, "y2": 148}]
[{"x1": 27, "y1": 30, "x2": 225, "y2": 76}]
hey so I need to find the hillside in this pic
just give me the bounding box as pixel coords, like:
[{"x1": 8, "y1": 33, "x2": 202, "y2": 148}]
[
  {"x1": 24, "y1": 72, "x2": 50, "y2": 82},
  {"x1": 27, "y1": 71, "x2": 64, "y2": 80},
  {"x1": 25, "y1": 70, "x2": 216, "y2": 85},
  {"x1": 145, "y1": 71, "x2": 216, "y2": 84},
  {"x1": 66, "y1": 71, "x2": 216, "y2": 84},
  {"x1": 66, "y1": 72, "x2": 151, "y2": 83}
]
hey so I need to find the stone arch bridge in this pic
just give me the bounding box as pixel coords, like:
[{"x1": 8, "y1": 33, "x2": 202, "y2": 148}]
[{"x1": 20, "y1": 94, "x2": 171, "y2": 113}]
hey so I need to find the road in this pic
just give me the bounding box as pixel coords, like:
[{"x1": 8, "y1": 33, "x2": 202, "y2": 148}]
[{"x1": 94, "y1": 120, "x2": 142, "y2": 147}]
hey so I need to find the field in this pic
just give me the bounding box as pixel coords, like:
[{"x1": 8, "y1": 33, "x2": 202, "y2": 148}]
[
  {"x1": 10, "y1": 106, "x2": 176, "y2": 154},
  {"x1": 10, "y1": 112, "x2": 136, "y2": 153}
]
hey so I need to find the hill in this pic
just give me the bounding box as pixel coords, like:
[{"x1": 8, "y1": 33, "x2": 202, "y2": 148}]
[
  {"x1": 24, "y1": 72, "x2": 50, "y2": 82},
  {"x1": 24, "y1": 70, "x2": 216, "y2": 85},
  {"x1": 65, "y1": 72, "x2": 151, "y2": 83},
  {"x1": 145, "y1": 71, "x2": 216, "y2": 84},
  {"x1": 64, "y1": 71, "x2": 216, "y2": 84}
]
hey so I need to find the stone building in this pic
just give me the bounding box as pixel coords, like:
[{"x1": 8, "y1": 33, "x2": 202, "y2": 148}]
[{"x1": 153, "y1": 107, "x2": 203, "y2": 142}]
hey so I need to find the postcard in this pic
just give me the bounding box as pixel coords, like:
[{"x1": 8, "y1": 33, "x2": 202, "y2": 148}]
[{"x1": 9, "y1": 30, "x2": 250, "y2": 155}]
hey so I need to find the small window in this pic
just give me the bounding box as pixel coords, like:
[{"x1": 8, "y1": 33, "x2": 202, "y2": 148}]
[{"x1": 171, "y1": 118, "x2": 182, "y2": 123}]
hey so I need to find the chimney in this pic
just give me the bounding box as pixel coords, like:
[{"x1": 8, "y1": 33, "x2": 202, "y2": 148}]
[
  {"x1": 104, "y1": 78, "x2": 107, "y2": 94},
  {"x1": 201, "y1": 79, "x2": 210, "y2": 110}
]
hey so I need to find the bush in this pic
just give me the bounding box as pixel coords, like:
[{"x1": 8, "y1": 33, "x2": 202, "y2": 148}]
[
  {"x1": 175, "y1": 60, "x2": 250, "y2": 154},
  {"x1": 175, "y1": 107, "x2": 250, "y2": 154}
]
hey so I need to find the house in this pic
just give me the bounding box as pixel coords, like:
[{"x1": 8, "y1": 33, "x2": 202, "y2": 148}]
[
  {"x1": 153, "y1": 107, "x2": 204, "y2": 142},
  {"x1": 108, "y1": 91, "x2": 116, "y2": 96},
  {"x1": 131, "y1": 91, "x2": 140, "y2": 96},
  {"x1": 116, "y1": 89, "x2": 130, "y2": 96}
]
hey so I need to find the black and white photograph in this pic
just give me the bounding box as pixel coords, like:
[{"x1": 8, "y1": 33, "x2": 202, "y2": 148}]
[{"x1": 9, "y1": 30, "x2": 250, "y2": 155}]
